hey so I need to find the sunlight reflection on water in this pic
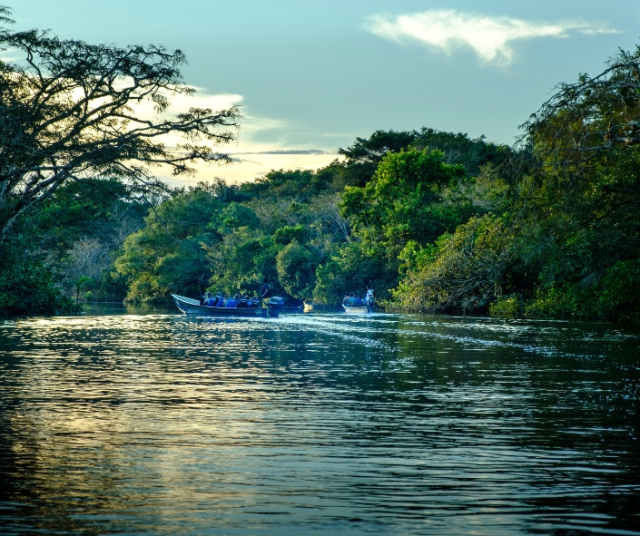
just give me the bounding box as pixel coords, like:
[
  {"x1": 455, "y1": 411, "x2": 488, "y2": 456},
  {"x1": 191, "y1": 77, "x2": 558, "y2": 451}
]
[{"x1": 0, "y1": 310, "x2": 639, "y2": 535}]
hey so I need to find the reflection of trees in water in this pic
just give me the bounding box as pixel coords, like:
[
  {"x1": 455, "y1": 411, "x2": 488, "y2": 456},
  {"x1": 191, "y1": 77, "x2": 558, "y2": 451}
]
[
  {"x1": 259, "y1": 317, "x2": 640, "y2": 533},
  {"x1": 0, "y1": 383, "x2": 113, "y2": 534},
  {"x1": 0, "y1": 318, "x2": 180, "y2": 533},
  {"x1": 0, "y1": 315, "x2": 638, "y2": 534}
]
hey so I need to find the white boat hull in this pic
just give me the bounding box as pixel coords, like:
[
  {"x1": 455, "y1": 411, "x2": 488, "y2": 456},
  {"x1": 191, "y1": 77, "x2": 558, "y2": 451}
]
[{"x1": 342, "y1": 304, "x2": 374, "y2": 314}]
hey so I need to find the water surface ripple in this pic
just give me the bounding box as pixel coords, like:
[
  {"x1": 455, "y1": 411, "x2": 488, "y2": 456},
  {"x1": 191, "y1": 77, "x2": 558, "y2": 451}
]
[{"x1": 0, "y1": 311, "x2": 639, "y2": 535}]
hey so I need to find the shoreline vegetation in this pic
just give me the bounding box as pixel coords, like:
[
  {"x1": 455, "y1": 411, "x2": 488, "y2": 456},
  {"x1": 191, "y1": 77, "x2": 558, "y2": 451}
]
[{"x1": 1, "y1": 11, "x2": 639, "y2": 323}]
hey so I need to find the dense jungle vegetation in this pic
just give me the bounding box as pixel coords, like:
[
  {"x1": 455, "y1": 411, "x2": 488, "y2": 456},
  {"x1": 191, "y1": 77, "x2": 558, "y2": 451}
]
[{"x1": 1, "y1": 8, "x2": 639, "y2": 322}]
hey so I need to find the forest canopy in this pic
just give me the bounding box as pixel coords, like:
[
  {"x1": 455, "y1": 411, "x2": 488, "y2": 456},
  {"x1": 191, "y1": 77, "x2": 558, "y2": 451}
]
[{"x1": 1, "y1": 7, "x2": 638, "y2": 324}]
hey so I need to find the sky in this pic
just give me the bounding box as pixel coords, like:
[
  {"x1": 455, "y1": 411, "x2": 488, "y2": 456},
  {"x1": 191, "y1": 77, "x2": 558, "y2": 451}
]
[{"x1": 11, "y1": 0, "x2": 640, "y2": 185}]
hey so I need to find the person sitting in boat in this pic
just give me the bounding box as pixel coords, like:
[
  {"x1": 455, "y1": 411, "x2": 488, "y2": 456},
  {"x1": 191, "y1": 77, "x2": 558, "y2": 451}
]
[
  {"x1": 202, "y1": 292, "x2": 212, "y2": 305},
  {"x1": 343, "y1": 294, "x2": 350, "y2": 306}
]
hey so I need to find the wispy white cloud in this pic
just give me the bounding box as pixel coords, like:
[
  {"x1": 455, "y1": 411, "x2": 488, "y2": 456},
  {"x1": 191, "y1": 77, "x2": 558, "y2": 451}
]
[
  {"x1": 130, "y1": 88, "x2": 339, "y2": 184},
  {"x1": 233, "y1": 149, "x2": 329, "y2": 156},
  {"x1": 365, "y1": 10, "x2": 619, "y2": 65}
]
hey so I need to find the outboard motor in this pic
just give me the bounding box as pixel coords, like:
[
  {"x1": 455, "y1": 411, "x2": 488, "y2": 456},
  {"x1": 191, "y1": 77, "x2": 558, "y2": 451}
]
[
  {"x1": 365, "y1": 297, "x2": 375, "y2": 313},
  {"x1": 265, "y1": 296, "x2": 285, "y2": 318}
]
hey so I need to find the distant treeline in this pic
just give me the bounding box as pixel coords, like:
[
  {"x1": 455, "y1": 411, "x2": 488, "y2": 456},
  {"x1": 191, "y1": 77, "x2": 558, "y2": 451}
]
[{"x1": 2, "y1": 48, "x2": 640, "y2": 323}]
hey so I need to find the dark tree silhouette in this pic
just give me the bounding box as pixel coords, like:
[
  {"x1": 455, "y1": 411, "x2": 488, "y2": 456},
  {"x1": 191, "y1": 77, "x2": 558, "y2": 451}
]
[{"x1": 0, "y1": 6, "x2": 240, "y2": 240}]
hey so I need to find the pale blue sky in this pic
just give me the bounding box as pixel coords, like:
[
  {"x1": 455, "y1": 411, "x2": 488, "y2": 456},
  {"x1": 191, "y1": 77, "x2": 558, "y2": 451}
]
[{"x1": 12, "y1": 0, "x2": 640, "y2": 183}]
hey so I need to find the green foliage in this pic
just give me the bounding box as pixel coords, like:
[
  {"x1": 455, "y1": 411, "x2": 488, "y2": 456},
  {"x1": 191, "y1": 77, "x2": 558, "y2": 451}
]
[
  {"x1": 489, "y1": 294, "x2": 522, "y2": 318},
  {"x1": 342, "y1": 147, "x2": 466, "y2": 247},
  {"x1": 273, "y1": 225, "x2": 310, "y2": 245},
  {"x1": 0, "y1": 10, "x2": 239, "y2": 241},
  {"x1": 0, "y1": 176, "x2": 146, "y2": 313},
  {"x1": 31, "y1": 178, "x2": 146, "y2": 302},
  {"x1": 8, "y1": 61, "x2": 637, "y2": 324},
  {"x1": 106, "y1": 130, "x2": 508, "y2": 309},
  {"x1": 393, "y1": 215, "x2": 514, "y2": 313},
  {"x1": 391, "y1": 47, "x2": 640, "y2": 323},
  {"x1": 35, "y1": 179, "x2": 144, "y2": 245},
  {"x1": 276, "y1": 242, "x2": 316, "y2": 299},
  {"x1": 219, "y1": 203, "x2": 260, "y2": 230},
  {"x1": 337, "y1": 129, "x2": 418, "y2": 186},
  {"x1": 239, "y1": 169, "x2": 333, "y2": 201},
  {"x1": 206, "y1": 235, "x2": 280, "y2": 295},
  {"x1": 115, "y1": 185, "x2": 221, "y2": 302},
  {"x1": 336, "y1": 128, "x2": 510, "y2": 187},
  {"x1": 14, "y1": 0, "x2": 630, "y2": 324},
  {"x1": 412, "y1": 128, "x2": 511, "y2": 177},
  {"x1": 523, "y1": 285, "x2": 578, "y2": 320},
  {"x1": 596, "y1": 259, "x2": 640, "y2": 323},
  {"x1": 313, "y1": 241, "x2": 393, "y2": 305},
  {"x1": 338, "y1": 147, "x2": 471, "y2": 294},
  {"x1": 75, "y1": 276, "x2": 93, "y2": 304},
  {"x1": 0, "y1": 242, "x2": 78, "y2": 315},
  {"x1": 522, "y1": 259, "x2": 640, "y2": 323}
]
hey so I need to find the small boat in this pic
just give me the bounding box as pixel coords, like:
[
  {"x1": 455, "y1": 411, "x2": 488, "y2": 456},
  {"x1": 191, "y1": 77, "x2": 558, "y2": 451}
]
[
  {"x1": 342, "y1": 304, "x2": 368, "y2": 314},
  {"x1": 172, "y1": 294, "x2": 283, "y2": 317},
  {"x1": 342, "y1": 300, "x2": 375, "y2": 314}
]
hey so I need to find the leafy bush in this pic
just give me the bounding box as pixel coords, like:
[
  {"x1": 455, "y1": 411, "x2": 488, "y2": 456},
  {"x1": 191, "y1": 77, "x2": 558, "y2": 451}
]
[
  {"x1": 0, "y1": 244, "x2": 78, "y2": 315},
  {"x1": 596, "y1": 259, "x2": 640, "y2": 323},
  {"x1": 490, "y1": 294, "x2": 522, "y2": 317},
  {"x1": 276, "y1": 242, "x2": 316, "y2": 299},
  {"x1": 393, "y1": 215, "x2": 514, "y2": 313}
]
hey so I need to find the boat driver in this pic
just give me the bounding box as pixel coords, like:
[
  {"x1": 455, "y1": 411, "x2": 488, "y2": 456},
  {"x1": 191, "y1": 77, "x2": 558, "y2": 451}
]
[{"x1": 260, "y1": 278, "x2": 271, "y2": 300}]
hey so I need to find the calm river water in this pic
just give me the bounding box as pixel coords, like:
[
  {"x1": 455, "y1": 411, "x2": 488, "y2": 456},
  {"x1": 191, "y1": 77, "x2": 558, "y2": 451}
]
[{"x1": 0, "y1": 306, "x2": 639, "y2": 535}]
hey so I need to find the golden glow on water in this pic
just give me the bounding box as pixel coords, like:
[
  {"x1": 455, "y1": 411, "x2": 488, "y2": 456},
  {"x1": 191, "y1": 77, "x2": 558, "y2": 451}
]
[{"x1": 0, "y1": 311, "x2": 639, "y2": 535}]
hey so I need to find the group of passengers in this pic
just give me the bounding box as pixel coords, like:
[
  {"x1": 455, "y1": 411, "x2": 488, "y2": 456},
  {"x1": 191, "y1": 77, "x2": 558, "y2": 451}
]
[
  {"x1": 201, "y1": 292, "x2": 260, "y2": 308},
  {"x1": 201, "y1": 278, "x2": 272, "y2": 308},
  {"x1": 342, "y1": 286, "x2": 374, "y2": 307},
  {"x1": 343, "y1": 292, "x2": 364, "y2": 307}
]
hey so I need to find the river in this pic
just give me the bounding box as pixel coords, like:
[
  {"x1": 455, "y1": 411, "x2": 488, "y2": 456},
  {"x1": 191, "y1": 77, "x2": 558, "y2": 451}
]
[{"x1": 0, "y1": 306, "x2": 638, "y2": 535}]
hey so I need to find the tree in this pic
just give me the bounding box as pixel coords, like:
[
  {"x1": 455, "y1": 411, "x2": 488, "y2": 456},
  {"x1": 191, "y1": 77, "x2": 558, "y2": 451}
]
[
  {"x1": 0, "y1": 239, "x2": 78, "y2": 314},
  {"x1": 0, "y1": 7, "x2": 240, "y2": 240},
  {"x1": 336, "y1": 129, "x2": 418, "y2": 186},
  {"x1": 115, "y1": 184, "x2": 223, "y2": 301},
  {"x1": 333, "y1": 128, "x2": 510, "y2": 187},
  {"x1": 276, "y1": 242, "x2": 316, "y2": 299},
  {"x1": 520, "y1": 47, "x2": 640, "y2": 163},
  {"x1": 502, "y1": 46, "x2": 640, "y2": 321},
  {"x1": 239, "y1": 169, "x2": 335, "y2": 201},
  {"x1": 393, "y1": 215, "x2": 515, "y2": 314},
  {"x1": 411, "y1": 127, "x2": 510, "y2": 176},
  {"x1": 341, "y1": 147, "x2": 466, "y2": 252}
]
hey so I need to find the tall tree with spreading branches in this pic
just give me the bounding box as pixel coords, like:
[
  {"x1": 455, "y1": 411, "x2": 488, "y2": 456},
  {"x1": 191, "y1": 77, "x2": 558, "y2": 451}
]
[
  {"x1": 0, "y1": 6, "x2": 240, "y2": 241},
  {"x1": 513, "y1": 46, "x2": 640, "y2": 178}
]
